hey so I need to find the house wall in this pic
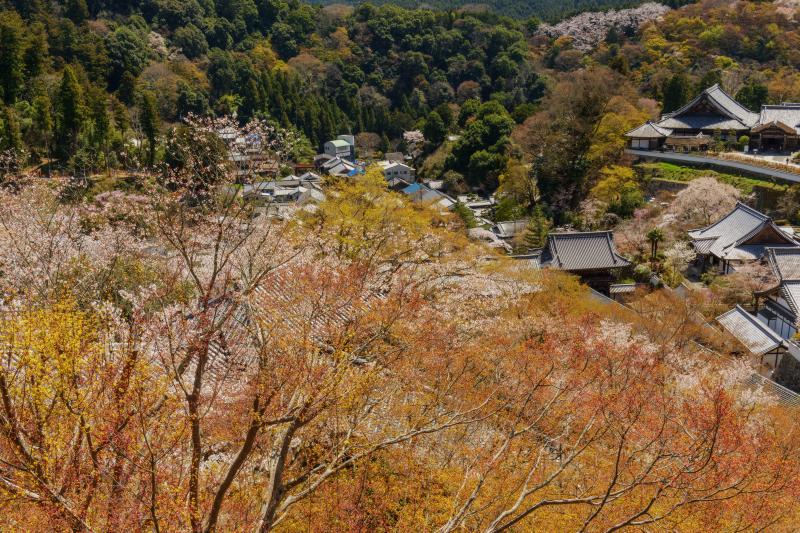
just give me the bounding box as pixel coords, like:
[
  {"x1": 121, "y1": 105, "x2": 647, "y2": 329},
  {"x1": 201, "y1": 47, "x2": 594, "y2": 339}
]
[{"x1": 324, "y1": 142, "x2": 351, "y2": 159}]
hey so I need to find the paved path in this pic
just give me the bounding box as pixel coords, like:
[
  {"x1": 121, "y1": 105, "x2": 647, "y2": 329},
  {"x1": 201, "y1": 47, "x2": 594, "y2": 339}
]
[{"x1": 626, "y1": 149, "x2": 800, "y2": 183}]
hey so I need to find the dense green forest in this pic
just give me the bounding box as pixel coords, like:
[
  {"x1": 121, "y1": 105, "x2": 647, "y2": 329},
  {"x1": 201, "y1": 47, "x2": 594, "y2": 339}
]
[
  {"x1": 0, "y1": 0, "x2": 545, "y2": 177},
  {"x1": 1, "y1": 0, "x2": 799, "y2": 226},
  {"x1": 308, "y1": 0, "x2": 693, "y2": 23}
]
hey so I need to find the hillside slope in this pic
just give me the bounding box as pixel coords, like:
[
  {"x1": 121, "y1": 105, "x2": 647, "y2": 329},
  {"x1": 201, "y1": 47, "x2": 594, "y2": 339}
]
[{"x1": 309, "y1": 0, "x2": 692, "y2": 21}]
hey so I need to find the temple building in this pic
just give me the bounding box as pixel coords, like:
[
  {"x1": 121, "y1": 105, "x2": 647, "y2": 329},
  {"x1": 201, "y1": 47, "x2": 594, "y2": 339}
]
[
  {"x1": 688, "y1": 203, "x2": 797, "y2": 273},
  {"x1": 534, "y1": 231, "x2": 631, "y2": 295},
  {"x1": 626, "y1": 84, "x2": 800, "y2": 152}
]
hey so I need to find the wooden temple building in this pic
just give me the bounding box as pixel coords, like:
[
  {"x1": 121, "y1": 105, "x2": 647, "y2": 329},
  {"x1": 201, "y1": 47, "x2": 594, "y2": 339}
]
[
  {"x1": 533, "y1": 231, "x2": 631, "y2": 295},
  {"x1": 688, "y1": 203, "x2": 798, "y2": 273},
  {"x1": 627, "y1": 84, "x2": 800, "y2": 152}
]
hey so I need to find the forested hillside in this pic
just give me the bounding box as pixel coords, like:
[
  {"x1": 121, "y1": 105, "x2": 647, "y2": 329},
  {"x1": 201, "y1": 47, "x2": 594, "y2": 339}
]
[
  {"x1": 309, "y1": 0, "x2": 693, "y2": 22},
  {"x1": 1, "y1": 0, "x2": 800, "y2": 224}
]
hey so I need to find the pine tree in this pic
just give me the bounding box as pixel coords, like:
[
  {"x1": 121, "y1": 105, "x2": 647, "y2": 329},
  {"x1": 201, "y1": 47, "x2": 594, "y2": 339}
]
[
  {"x1": 55, "y1": 66, "x2": 84, "y2": 161},
  {"x1": 139, "y1": 90, "x2": 159, "y2": 167},
  {"x1": 662, "y1": 73, "x2": 690, "y2": 114},
  {"x1": 0, "y1": 12, "x2": 26, "y2": 103},
  {"x1": 88, "y1": 87, "x2": 111, "y2": 171},
  {"x1": 32, "y1": 94, "x2": 53, "y2": 165}
]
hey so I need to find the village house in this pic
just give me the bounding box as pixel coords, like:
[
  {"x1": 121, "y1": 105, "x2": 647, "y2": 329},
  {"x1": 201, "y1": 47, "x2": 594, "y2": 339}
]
[
  {"x1": 319, "y1": 156, "x2": 362, "y2": 177},
  {"x1": 627, "y1": 84, "x2": 800, "y2": 152},
  {"x1": 688, "y1": 202, "x2": 797, "y2": 273},
  {"x1": 378, "y1": 161, "x2": 415, "y2": 182},
  {"x1": 401, "y1": 183, "x2": 456, "y2": 209},
  {"x1": 324, "y1": 135, "x2": 356, "y2": 161}
]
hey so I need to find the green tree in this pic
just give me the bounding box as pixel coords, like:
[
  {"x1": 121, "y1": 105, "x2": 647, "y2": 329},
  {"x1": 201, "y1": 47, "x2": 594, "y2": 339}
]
[
  {"x1": 88, "y1": 87, "x2": 112, "y2": 172},
  {"x1": 0, "y1": 11, "x2": 26, "y2": 103},
  {"x1": 172, "y1": 24, "x2": 209, "y2": 59},
  {"x1": 55, "y1": 66, "x2": 84, "y2": 162},
  {"x1": 589, "y1": 165, "x2": 643, "y2": 218},
  {"x1": 646, "y1": 228, "x2": 665, "y2": 261},
  {"x1": 451, "y1": 202, "x2": 477, "y2": 229},
  {"x1": 2, "y1": 106, "x2": 23, "y2": 153},
  {"x1": 65, "y1": 0, "x2": 89, "y2": 24},
  {"x1": 24, "y1": 23, "x2": 49, "y2": 80},
  {"x1": 139, "y1": 90, "x2": 160, "y2": 167},
  {"x1": 31, "y1": 94, "x2": 53, "y2": 165},
  {"x1": 735, "y1": 82, "x2": 769, "y2": 112},
  {"x1": 523, "y1": 205, "x2": 550, "y2": 249},
  {"x1": 423, "y1": 111, "x2": 447, "y2": 146},
  {"x1": 106, "y1": 26, "x2": 148, "y2": 89},
  {"x1": 117, "y1": 71, "x2": 137, "y2": 105},
  {"x1": 662, "y1": 73, "x2": 691, "y2": 113}
]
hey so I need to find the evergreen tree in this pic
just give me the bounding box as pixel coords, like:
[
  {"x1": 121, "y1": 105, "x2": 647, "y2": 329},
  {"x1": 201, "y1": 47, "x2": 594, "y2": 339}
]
[
  {"x1": 736, "y1": 82, "x2": 769, "y2": 112},
  {"x1": 88, "y1": 87, "x2": 111, "y2": 171},
  {"x1": 139, "y1": 90, "x2": 160, "y2": 167},
  {"x1": 117, "y1": 71, "x2": 136, "y2": 106},
  {"x1": 2, "y1": 106, "x2": 23, "y2": 153},
  {"x1": 523, "y1": 206, "x2": 550, "y2": 250},
  {"x1": 0, "y1": 12, "x2": 26, "y2": 103},
  {"x1": 24, "y1": 23, "x2": 49, "y2": 80},
  {"x1": 423, "y1": 111, "x2": 447, "y2": 146},
  {"x1": 662, "y1": 73, "x2": 691, "y2": 113},
  {"x1": 32, "y1": 94, "x2": 53, "y2": 163},
  {"x1": 55, "y1": 66, "x2": 84, "y2": 162},
  {"x1": 65, "y1": 0, "x2": 89, "y2": 24}
]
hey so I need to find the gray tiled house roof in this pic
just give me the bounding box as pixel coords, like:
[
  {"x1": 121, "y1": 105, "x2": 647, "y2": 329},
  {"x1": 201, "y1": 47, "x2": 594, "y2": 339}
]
[
  {"x1": 688, "y1": 203, "x2": 796, "y2": 260},
  {"x1": 717, "y1": 305, "x2": 783, "y2": 355},
  {"x1": 539, "y1": 231, "x2": 630, "y2": 272}
]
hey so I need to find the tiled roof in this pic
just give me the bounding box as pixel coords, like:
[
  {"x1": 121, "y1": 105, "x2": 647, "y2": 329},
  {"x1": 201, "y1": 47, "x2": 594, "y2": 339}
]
[
  {"x1": 716, "y1": 305, "x2": 783, "y2": 356},
  {"x1": 779, "y1": 281, "x2": 800, "y2": 315},
  {"x1": 492, "y1": 219, "x2": 529, "y2": 239},
  {"x1": 687, "y1": 203, "x2": 793, "y2": 259},
  {"x1": 658, "y1": 116, "x2": 751, "y2": 131},
  {"x1": 625, "y1": 121, "x2": 672, "y2": 138},
  {"x1": 692, "y1": 237, "x2": 716, "y2": 255},
  {"x1": 767, "y1": 247, "x2": 800, "y2": 281},
  {"x1": 539, "y1": 231, "x2": 631, "y2": 271},
  {"x1": 610, "y1": 283, "x2": 637, "y2": 294},
  {"x1": 655, "y1": 84, "x2": 758, "y2": 131},
  {"x1": 757, "y1": 104, "x2": 800, "y2": 134}
]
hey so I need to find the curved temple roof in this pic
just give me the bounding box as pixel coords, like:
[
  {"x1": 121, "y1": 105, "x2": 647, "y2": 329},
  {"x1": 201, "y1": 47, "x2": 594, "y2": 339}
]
[{"x1": 539, "y1": 231, "x2": 630, "y2": 271}]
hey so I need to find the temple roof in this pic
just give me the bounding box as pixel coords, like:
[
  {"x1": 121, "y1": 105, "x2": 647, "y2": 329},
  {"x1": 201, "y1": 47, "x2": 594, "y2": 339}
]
[
  {"x1": 538, "y1": 231, "x2": 630, "y2": 272},
  {"x1": 625, "y1": 121, "x2": 672, "y2": 138},
  {"x1": 757, "y1": 104, "x2": 800, "y2": 134},
  {"x1": 767, "y1": 247, "x2": 800, "y2": 281},
  {"x1": 655, "y1": 84, "x2": 758, "y2": 131},
  {"x1": 688, "y1": 203, "x2": 795, "y2": 260},
  {"x1": 716, "y1": 305, "x2": 783, "y2": 356}
]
